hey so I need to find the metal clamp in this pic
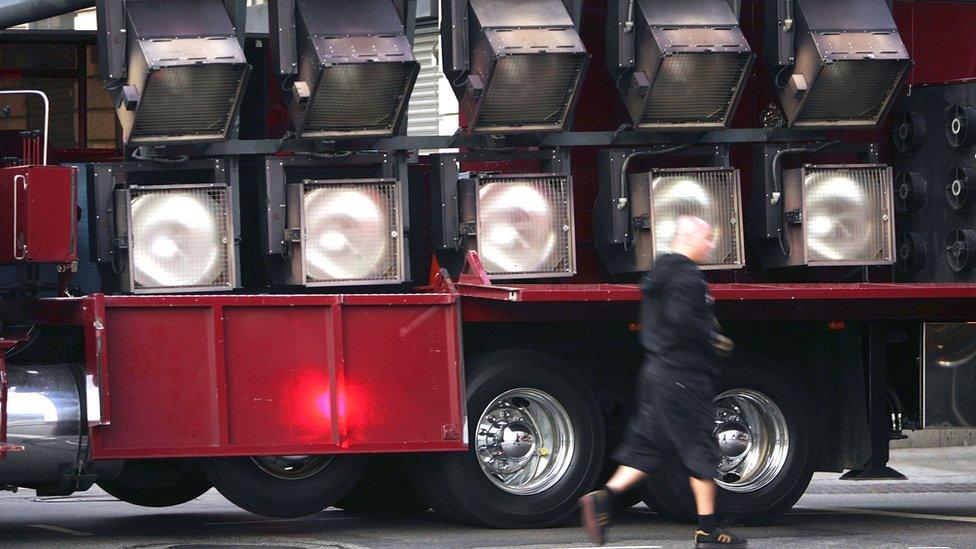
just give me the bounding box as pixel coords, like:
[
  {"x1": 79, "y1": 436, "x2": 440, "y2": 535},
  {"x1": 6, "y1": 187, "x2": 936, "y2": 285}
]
[{"x1": 785, "y1": 209, "x2": 803, "y2": 224}]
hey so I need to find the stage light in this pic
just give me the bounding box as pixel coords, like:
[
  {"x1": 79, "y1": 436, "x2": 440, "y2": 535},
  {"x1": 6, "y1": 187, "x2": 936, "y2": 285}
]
[
  {"x1": 99, "y1": 0, "x2": 250, "y2": 145},
  {"x1": 117, "y1": 184, "x2": 236, "y2": 293},
  {"x1": 608, "y1": 0, "x2": 754, "y2": 130},
  {"x1": 459, "y1": 174, "x2": 576, "y2": 278},
  {"x1": 442, "y1": 0, "x2": 588, "y2": 133},
  {"x1": 285, "y1": 179, "x2": 405, "y2": 286}
]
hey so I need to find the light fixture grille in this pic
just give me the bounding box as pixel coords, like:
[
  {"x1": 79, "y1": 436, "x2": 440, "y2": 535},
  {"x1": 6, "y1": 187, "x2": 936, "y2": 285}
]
[
  {"x1": 300, "y1": 180, "x2": 403, "y2": 284},
  {"x1": 131, "y1": 64, "x2": 247, "y2": 142},
  {"x1": 640, "y1": 53, "x2": 750, "y2": 128},
  {"x1": 127, "y1": 185, "x2": 234, "y2": 292},
  {"x1": 475, "y1": 176, "x2": 575, "y2": 277},
  {"x1": 475, "y1": 54, "x2": 585, "y2": 131},
  {"x1": 796, "y1": 60, "x2": 907, "y2": 126},
  {"x1": 303, "y1": 63, "x2": 415, "y2": 137},
  {"x1": 649, "y1": 169, "x2": 743, "y2": 269},
  {"x1": 803, "y1": 166, "x2": 894, "y2": 264}
]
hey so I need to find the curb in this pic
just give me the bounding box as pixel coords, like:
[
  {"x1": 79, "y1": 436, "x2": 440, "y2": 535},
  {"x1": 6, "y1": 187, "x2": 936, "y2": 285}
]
[{"x1": 891, "y1": 429, "x2": 976, "y2": 449}]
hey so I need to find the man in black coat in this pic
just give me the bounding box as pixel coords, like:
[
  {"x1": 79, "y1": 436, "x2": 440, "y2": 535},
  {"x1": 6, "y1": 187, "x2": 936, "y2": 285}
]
[{"x1": 579, "y1": 216, "x2": 746, "y2": 548}]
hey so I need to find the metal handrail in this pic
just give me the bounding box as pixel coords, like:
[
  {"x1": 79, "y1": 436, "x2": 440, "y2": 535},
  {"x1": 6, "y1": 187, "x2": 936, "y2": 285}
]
[{"x1": 0, "y1": 89, "x2": 49, "y2": 166}]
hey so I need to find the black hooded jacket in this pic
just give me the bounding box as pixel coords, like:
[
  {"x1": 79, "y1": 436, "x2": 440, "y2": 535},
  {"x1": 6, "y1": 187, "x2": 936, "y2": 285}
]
[{"x1": 638, "y1": 253, "x2": 719, "y2": 380}]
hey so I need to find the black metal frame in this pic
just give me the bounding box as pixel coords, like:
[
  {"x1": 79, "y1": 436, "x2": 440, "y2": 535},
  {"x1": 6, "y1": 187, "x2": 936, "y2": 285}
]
[
  {"x1": 840, "y1": 324, "x2": 908, "y2": 481},
  {"x1": 205, "y1": 128, "x2": 836, "y2": 157}
]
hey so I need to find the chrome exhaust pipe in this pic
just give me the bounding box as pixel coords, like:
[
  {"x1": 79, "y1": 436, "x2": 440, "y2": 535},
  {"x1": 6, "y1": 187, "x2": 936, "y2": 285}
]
[{"x1": 0, "y1": 364, "x2": 84, "y2": 487}]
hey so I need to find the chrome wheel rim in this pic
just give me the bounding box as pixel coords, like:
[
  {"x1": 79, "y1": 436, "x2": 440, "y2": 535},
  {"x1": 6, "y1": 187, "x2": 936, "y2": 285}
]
[
  {"x1": 475, "y1": 388, "x2": 575, "y2": 495},
  {"x1": 713, "y1": 388, "x2": 790, "y2": 493},
  {"x1": 251, "y1": 455, "x2": 333, "y2": 480}
]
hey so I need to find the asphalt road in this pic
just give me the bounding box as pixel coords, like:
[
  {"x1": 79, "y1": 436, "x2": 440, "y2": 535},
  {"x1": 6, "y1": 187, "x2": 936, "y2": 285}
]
[{"x1": 1, "y1": 447, "x2": 974, "y2": 549}]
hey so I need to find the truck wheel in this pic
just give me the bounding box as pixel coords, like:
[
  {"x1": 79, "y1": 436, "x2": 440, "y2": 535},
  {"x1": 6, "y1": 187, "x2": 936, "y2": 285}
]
[
  {"x1": 336, "y1": 455, "x2": 429, "y2": 514},
  {"x1": 407, "y1": 350, "x2": 605, "y2": 528},
  {"x1": 204, "y1": 455, "x2": 366, "y2": 518},
  {"x1": 98, "y1": 460, "x2": 211, "y2": 507},
  {"x1": 636, "y1": 358, "x2": 813, "y2": 524}
]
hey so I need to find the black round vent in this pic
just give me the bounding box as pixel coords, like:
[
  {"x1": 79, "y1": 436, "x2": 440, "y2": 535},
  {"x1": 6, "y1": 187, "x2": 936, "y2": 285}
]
[
  {"x1": 946, "y1": 167, "x2": 976, "y2": 211},
  {"x1": 896, "y1": 233, "x2": 927, "y2": 274},
  {"x1": 946, "y1": 229, "x2": 976, "y2": 273},
  {"x1": 893, "y1": 110, "x2": 926, "y2": 153},
  {"x1": 895, "y1": 171, "x2": 927, "y2": 213},
  {"x1": 946, "y1": 105, "x2": 976, "y2": 149}
]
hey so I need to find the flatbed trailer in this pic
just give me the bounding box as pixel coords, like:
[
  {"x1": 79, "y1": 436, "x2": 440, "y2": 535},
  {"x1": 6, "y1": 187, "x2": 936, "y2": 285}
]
[{"x1": 0, "y1": 0, "x2": 975, "y2": 531}]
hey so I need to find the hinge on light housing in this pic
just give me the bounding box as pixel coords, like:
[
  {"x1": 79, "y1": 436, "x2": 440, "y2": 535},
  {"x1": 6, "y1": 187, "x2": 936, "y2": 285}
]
[
  {"x1": 458, "y1": 222, "x2": 477, "y2": 236},
  {"x1": 466, "y1": 75, "x2": 485, "y2": 99},
  {"x1": 785, "y1": 209, "x2": 803, "y2": 224},
  {"x1": 113, "y1": 236, "x2": 129, "y2": 249},
  {"x1": 284, "y1": 228, "x2": 301, "y2": 243},
  {"x1": 120, "y1": 85, "x2": 139, "y2": 111},
  {"x1": 631, "y1": 214, "x2": 651, "y2": 230}
]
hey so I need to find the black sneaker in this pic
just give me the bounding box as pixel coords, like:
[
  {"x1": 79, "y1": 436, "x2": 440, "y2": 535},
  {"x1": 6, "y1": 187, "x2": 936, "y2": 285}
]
[
  {"x1": 579, "y1": 490, "x2": 612, "y2": 546},
  {"x1": 695, "y1": 527, "x2": 748, "y2": 548}
]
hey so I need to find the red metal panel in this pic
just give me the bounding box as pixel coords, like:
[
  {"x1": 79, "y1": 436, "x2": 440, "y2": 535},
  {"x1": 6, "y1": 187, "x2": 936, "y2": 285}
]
[
  {"x1": 94, "y1": 306, "x2": 221, "y2": 453},
  {"x1": 0, "y1": 166, "x2": 77, "y2": 264},
  {"x1": 223, "y1": 306, "x2": 337, "y2": 447},
  {"x1": 342, "y1": 303, "x2": 464, "y2": 450},
  {"x1": 458, "y1": 282, "x2": 976, "y2": 322},
  {"x1": 457, "y1": 282, "x2": 976, "y2": 303},
  {"x1": 895, "y1": 1, "x2": 976, "y2": 86},
  {"x1": 90, "y1": 293, "x2": 466, "y2": 459}
]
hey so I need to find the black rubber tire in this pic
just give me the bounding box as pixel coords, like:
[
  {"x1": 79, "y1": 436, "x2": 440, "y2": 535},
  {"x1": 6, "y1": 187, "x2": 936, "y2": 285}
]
[
  {"x1": 97, "y1": 460, "x2": 211, "y2": 508},
  {"x1": 204, "y1": 455, "x2": 367, "y2": 518},
  {"x1": 336, "y1": 455, "x2": 429, "y2": 514},
  {"x1": 635, "y1": 356, "x2": 814, "y2": 524},
  {"x1": 406, "y1": 350, "x2": 605, "y2": 528}
]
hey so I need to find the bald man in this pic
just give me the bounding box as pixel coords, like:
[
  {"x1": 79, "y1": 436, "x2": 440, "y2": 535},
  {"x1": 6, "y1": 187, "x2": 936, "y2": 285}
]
[{"x1": 580, "y1": 216, "x2": 746, "y2": 548}]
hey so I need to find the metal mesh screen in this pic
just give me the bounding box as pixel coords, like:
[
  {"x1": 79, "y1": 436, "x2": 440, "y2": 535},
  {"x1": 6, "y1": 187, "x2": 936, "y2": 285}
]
[
  {"x1": 131, "y1": 64, "x2": 247, "y2": 142},
  {"x1": 640, "y1": 53, "x2": 750, "y2": 128},
  {"x1": 475, "y1": 53, "x2": 585, "y2": 131},
  {"x1": 796, "y1": 60, "x2": 907, "y2": 126},
  {"x1": 649, "y1": 170, "x2": 743, "y2": 268},
  {"x1": 476, "y1": 176, "x2": 574, "y2": 277},
  {"x1": 303, "y1": 63, "x2": 415, "y2": 137},
  {"x1": 301, "y1": 180, "x2": 402, "y2": 284},
  {"x1": 803, "y1": 167, "x2": 893, "y2": 264},
  {"x1": 128, "y1": 186, "x2": 234, "y2": 291}
]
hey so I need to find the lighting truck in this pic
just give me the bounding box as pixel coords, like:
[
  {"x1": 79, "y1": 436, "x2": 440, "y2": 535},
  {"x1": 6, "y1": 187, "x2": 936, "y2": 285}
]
[{"x1": 0, "y1": 0, "x2": 975, "y2": 529}]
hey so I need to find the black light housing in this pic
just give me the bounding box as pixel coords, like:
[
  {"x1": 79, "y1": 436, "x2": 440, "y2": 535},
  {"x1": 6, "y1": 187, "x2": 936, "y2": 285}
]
[
  {"x1": 765, "y1": 0, "x2": 911, "y2": 128},
  {"x1": 442, "y1": 0, "x2": 589, "y2": 133},
  {"x1": 607, "y1": 0, "x2": 754, "y2": 130},
  {"x1": 97, "y1": 0, "x2": 251, "y2": 145},
  {"x1": 262, "y1": 154, "x2": 412, "y2": 288},
  {"x1": 433, "y1": 153, "x2": 577, "y2": 279},
  {"x1": 271, "y1": 0, "x2": 419, "y2": 139},
  {"x1": 594, "y1": 157, "x2": 745, "y2": 274},
  {"x1": 88, "y1": 159, "x2": 242, "y2": 294},
  {"x1": 757, "y1": 164, "x2": 896, "y2": 268}
]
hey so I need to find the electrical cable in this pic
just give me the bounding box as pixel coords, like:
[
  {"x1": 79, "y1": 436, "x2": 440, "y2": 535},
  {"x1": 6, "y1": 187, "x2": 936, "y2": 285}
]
[
  {"x1": 130, "y1": 148, "x2": 189, "y2": 164},
  {"x1": 618, "y1": 143, "x2": 695, "y2": 251},
  {"x1": 770, "y1": 140, "x2": 843, "y2": 256}
]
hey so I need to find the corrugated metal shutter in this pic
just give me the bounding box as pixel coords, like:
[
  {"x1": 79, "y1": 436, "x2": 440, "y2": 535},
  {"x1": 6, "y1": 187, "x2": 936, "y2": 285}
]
[{"x1": 408, "y1": 27, "x2": 443, "y2": 136}]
